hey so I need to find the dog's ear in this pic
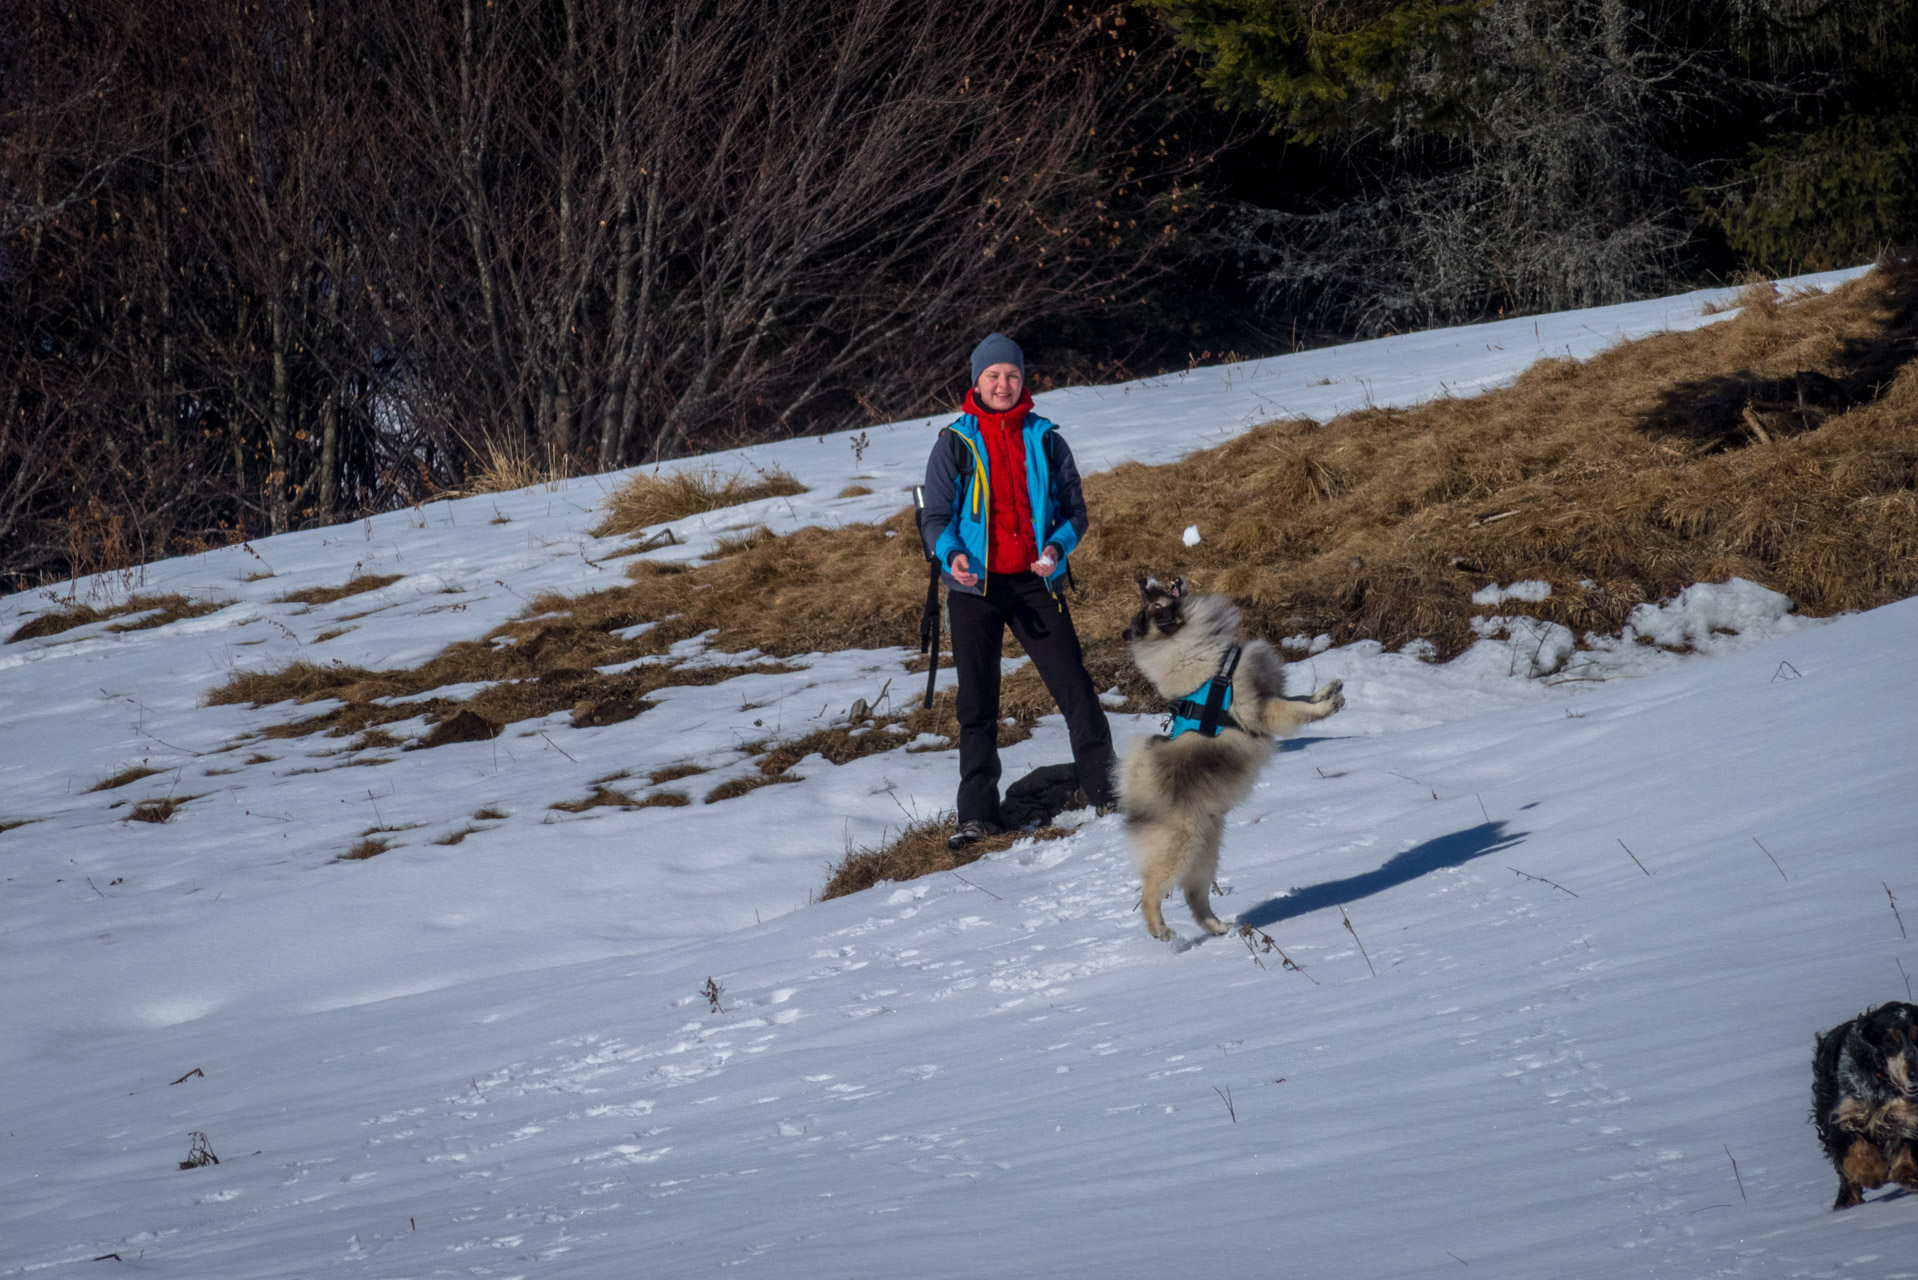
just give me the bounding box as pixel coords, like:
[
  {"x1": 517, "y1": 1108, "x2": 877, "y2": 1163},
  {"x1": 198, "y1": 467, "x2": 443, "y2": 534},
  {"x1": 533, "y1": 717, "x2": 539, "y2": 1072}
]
[
  {"x1": 1168, "y1": 577, "x2": 1185, "y2": 598},
  {"x1": 1136, "y1": 576, "x2": 1156, "y2": 598}
]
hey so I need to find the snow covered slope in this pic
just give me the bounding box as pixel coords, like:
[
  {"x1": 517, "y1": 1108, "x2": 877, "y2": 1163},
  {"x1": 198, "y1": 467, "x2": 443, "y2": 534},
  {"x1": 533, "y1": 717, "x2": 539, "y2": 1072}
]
[{"x1": 3, "y1": 267, "x2": 1912, "y2": 1278}]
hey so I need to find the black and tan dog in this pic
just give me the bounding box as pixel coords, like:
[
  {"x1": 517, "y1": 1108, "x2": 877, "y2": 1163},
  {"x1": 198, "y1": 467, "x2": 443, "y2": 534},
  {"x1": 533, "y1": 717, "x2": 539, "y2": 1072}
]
[{"x1": 1812, "y1": 1001, "x2": 1918, "y2": 1209}]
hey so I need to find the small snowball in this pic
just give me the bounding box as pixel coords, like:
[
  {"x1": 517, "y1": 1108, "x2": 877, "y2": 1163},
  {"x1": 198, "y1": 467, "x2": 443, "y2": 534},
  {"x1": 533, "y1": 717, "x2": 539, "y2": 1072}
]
[{"x1": 1182, "y1": 525, "x2": 1201, "y2": 547}]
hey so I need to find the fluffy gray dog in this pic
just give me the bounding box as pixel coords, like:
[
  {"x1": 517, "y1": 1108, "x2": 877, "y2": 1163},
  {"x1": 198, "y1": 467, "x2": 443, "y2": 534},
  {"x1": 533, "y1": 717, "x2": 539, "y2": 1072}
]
[{"x1": 1117, "y1": 576, "x2": 1345, "y2": 941}]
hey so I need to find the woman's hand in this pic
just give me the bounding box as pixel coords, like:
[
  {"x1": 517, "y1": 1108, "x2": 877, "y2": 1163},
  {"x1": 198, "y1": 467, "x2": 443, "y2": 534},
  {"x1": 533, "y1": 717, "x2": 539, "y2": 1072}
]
[
  {"x1": 949, "y1": 553, "x2": 980, "y2": 588},
  {"x1": 1029, "y1": 544, "x2": 1060, "y2": 576}
]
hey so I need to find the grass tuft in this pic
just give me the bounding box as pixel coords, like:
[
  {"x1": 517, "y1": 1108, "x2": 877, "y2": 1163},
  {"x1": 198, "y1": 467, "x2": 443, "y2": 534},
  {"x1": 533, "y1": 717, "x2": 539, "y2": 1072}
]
[
  {"x1": 704, "y1": 775, "x2": 803, "y2": 804},
  {"x1": 8, "y1": 593, "x2": 230, "y2": 644},
  {"x1": 274, "y1": 573, "x2": 404, "y2": 607},
  {"x1": 820, "y1": 816, "x2": 1067, "y2": 900},
  {"x1": 127, "y1": 795, "x2": 198, "y2": 824},
  {"x1": 340, "y1": 836, "x2": 392, "y2": 860},
  {"x1": 591, "y1": 466, "x2": 806, "y2": 538},
  {"x1": 88, "y1": 764, "x2": 166, "y2": 793}
]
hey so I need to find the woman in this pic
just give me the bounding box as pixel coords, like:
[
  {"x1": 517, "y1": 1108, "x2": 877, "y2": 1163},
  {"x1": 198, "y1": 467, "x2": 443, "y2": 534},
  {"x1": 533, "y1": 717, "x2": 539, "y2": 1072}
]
[{"x1": 917, "y1": 333, "x2": 1117, "y2": 849}]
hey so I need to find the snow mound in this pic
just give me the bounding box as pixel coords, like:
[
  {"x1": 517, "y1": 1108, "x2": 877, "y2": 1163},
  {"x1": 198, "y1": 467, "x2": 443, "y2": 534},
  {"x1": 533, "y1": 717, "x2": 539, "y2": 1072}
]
[{"x1": 1622, "y1": 576, "x2": 1813, "y2": 653}]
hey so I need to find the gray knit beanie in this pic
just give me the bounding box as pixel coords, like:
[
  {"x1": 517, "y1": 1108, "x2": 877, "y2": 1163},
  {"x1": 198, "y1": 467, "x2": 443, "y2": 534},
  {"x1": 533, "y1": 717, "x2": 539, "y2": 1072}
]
[{"x1": 969, "y1": 333, "x2": 1025, "y2": 386}]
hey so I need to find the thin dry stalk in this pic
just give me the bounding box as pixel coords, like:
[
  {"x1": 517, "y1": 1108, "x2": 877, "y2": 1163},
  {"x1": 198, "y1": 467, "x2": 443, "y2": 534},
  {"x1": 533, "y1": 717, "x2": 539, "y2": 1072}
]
[
  {"x1": 1752, "y1": 837, "x2": 1788, "y2": 881},
  {"x1": 1340, "y1": 906, "x2": 1377, "y2": 976},
  {"x1": 1509, "y1": 866, "x2": 1579, "y2": 897},
  {"x1": 1237, "y1": 924, "x2": 1319, "y2": 982},
  {"x1": 1618, "y1": 839, "x2": 1653, "y2": 876}
]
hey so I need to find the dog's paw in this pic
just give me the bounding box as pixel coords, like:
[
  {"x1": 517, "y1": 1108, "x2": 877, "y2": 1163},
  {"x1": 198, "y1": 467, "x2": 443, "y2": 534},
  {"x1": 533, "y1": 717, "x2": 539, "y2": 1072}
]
[
  {"x1": 1312, "y1": 680, "x2": 1345, "y2": 715},
  {"x1": 1198, "y1": 916, "x2": 1230, "y2": 936}
]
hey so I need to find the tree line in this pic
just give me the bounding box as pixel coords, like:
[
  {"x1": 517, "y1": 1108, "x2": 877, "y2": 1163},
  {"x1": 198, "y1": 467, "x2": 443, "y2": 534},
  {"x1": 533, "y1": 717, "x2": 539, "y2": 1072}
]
[{"x1": 3, "y1": 0, "x2": 1912, "y2": 590}]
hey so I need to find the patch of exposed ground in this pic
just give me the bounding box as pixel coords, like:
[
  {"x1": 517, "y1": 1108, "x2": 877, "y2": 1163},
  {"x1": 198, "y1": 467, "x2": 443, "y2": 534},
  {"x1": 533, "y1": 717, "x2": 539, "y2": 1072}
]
[
  {"x1": 274, "y1": 573, "x2": 404, "y2": 607},
  {"x1": 592, "y1": 465, "x2": 806, "y2": 538},
  {"x1": 8, "y1": 593, "x2": 231, "y2": 644},
  {"x1": 821, "y1": 815, "x2": 1070, "y2": 900}
]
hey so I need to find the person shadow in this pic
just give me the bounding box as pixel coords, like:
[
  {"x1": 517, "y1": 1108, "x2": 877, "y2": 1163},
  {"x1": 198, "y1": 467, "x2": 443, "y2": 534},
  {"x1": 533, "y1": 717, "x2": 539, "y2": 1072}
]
[{"x1": 1236, "y1": 820, "x2": 1528, "y2": 929}]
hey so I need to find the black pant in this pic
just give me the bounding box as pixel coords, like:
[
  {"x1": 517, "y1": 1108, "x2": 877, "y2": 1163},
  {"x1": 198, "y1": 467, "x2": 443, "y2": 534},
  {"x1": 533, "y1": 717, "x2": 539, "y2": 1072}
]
[{"x1": 947, "y1": 571, "x2": 1116, "y2": 825}]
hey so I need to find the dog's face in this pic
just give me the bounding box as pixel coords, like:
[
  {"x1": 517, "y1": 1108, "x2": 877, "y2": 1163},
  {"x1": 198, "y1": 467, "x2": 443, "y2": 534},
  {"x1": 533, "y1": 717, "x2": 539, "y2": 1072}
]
[
  {"x1": 1860, "y1": 1003, "x2": 1918, "y2": 1095},
  {"x1": 1123, "y1": 576, "x2": 1186, "y2": 644}
]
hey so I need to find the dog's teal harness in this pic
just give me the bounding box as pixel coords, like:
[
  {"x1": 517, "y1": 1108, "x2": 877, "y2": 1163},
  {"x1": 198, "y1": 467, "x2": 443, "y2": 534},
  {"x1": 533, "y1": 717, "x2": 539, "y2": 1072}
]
[{"x1": 1166, "y1": 645, "x2": 1242, "y2": 739}]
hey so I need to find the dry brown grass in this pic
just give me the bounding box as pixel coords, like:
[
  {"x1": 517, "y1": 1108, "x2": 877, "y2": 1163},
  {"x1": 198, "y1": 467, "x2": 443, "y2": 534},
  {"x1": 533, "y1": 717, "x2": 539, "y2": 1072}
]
[
  {"x1": 8, "y1": 593, "x2": 230, "y2": 644},
  {"x1": 0, "y1": 818, "x2": 40, "y2": 836},
  {"x1": 838, "y1": 485, "x2": 874, "y2": 497},
  {"x1": 341, "y1": 836, "x2": 392, "y2": 860},
  {"x1": 551, "y1": 785, "x2": 692, "y2": 812},
  {"x1": 521, "y1": 263, "x2": 1918, "y2": 666},
  {"x1": 704, "y1": 774, "x2": 803, "y2": 804},
  {"x1": 11, "y1": 602, "x2": 116, "y2": 642},
  {"x1": 88, "y1": 764, "x2": 166, "y2": 793},
  {"x1": 274, "y1": 573, "x2": 404, "y2": 607},
  {"x1": 206, "y1": 576, "x2": 805, "y2": 746},
  {"x1": 591, "y1": 465, "x2": 806, "y2": 538},
  {"x1": 441, "y1": 435, "x2": 573, "y2": 498},
  {"x1": 433, "y1": 826, "x2": 481, "y2": 846},
  {"x1": 107, "y1": 594, "x2": 231, "y2": 633},
  {"x1": 474, "y1": 806, "x2": 508, "y2": 821},
  {"x1": 127, "y1": 794, "x2": 197, "y2": 824},
  {"x1": 820, "y1": 815, "x2": 1069, "y2": 900},
  {"x1": 648, "y1": 763, "x2": 709, "y2": 786}
]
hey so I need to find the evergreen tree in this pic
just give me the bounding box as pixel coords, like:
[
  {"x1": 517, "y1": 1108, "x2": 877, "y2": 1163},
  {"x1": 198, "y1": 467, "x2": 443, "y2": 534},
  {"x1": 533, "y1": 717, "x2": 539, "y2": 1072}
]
[{"x1": 1706, "y1": 0, "x2": 1918, "y2": 268}]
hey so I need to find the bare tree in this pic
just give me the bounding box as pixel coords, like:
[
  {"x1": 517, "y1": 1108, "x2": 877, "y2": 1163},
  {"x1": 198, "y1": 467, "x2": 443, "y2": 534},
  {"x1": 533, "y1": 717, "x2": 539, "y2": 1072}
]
[
  {"x1": 1, "y1": 0, "x2": 1196, "y2": 586},
  {"x1": 1220, "y1": 0, "x2": 1706, "y2": 336},
  {"x1": 365, "y1": 0, "x2": 1190, "y2": 472}
]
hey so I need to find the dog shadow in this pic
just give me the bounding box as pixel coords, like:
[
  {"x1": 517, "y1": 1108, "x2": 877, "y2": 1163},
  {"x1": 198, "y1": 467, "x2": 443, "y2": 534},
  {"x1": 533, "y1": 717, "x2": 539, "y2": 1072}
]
[{"x1": 1237, "y1": 820, "x2": 1527, "y2": 929}]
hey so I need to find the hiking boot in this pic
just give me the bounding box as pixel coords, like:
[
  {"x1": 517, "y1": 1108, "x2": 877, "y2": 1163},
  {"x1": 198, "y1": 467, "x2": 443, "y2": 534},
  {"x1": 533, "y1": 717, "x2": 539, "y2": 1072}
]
[{"x1": 947, "y1": 819, "x2": 1003, "y2": 851}]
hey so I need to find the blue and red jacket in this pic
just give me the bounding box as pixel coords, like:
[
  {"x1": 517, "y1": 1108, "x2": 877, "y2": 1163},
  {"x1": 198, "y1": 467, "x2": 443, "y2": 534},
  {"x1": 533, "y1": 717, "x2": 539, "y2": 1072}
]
[{"x1": 917, "y1": 389, "x2": 1088, "y2": 597}]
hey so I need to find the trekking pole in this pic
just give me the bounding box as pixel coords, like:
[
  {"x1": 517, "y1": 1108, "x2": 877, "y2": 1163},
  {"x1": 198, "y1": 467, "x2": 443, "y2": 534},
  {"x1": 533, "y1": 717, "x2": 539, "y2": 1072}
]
[{"x1": 912, "y1": 485, "x2": 941, "y2": 711}]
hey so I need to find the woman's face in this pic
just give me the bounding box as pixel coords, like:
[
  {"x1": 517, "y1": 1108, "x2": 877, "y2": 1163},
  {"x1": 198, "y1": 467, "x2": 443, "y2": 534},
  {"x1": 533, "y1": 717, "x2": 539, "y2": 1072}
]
[{"x1": 974, "y1": 362, "x2": 1024, "y2": 412}]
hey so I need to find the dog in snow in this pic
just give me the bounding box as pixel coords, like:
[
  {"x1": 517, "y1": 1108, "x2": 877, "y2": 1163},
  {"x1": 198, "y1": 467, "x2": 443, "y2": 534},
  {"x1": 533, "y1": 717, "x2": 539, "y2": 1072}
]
[
  {"x1": 1812, "y1": 1001, "x2": 1918, "y2": 1209},
  {"x1": 1116, "y1": 576, "x2": 1345, "y2": 941}
]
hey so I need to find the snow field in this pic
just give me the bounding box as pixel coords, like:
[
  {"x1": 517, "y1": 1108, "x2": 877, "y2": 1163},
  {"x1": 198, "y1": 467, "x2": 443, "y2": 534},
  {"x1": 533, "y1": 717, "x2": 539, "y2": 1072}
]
[{"x1": 1, "y1": 265, "x2": 1910, "y2": 1277}]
